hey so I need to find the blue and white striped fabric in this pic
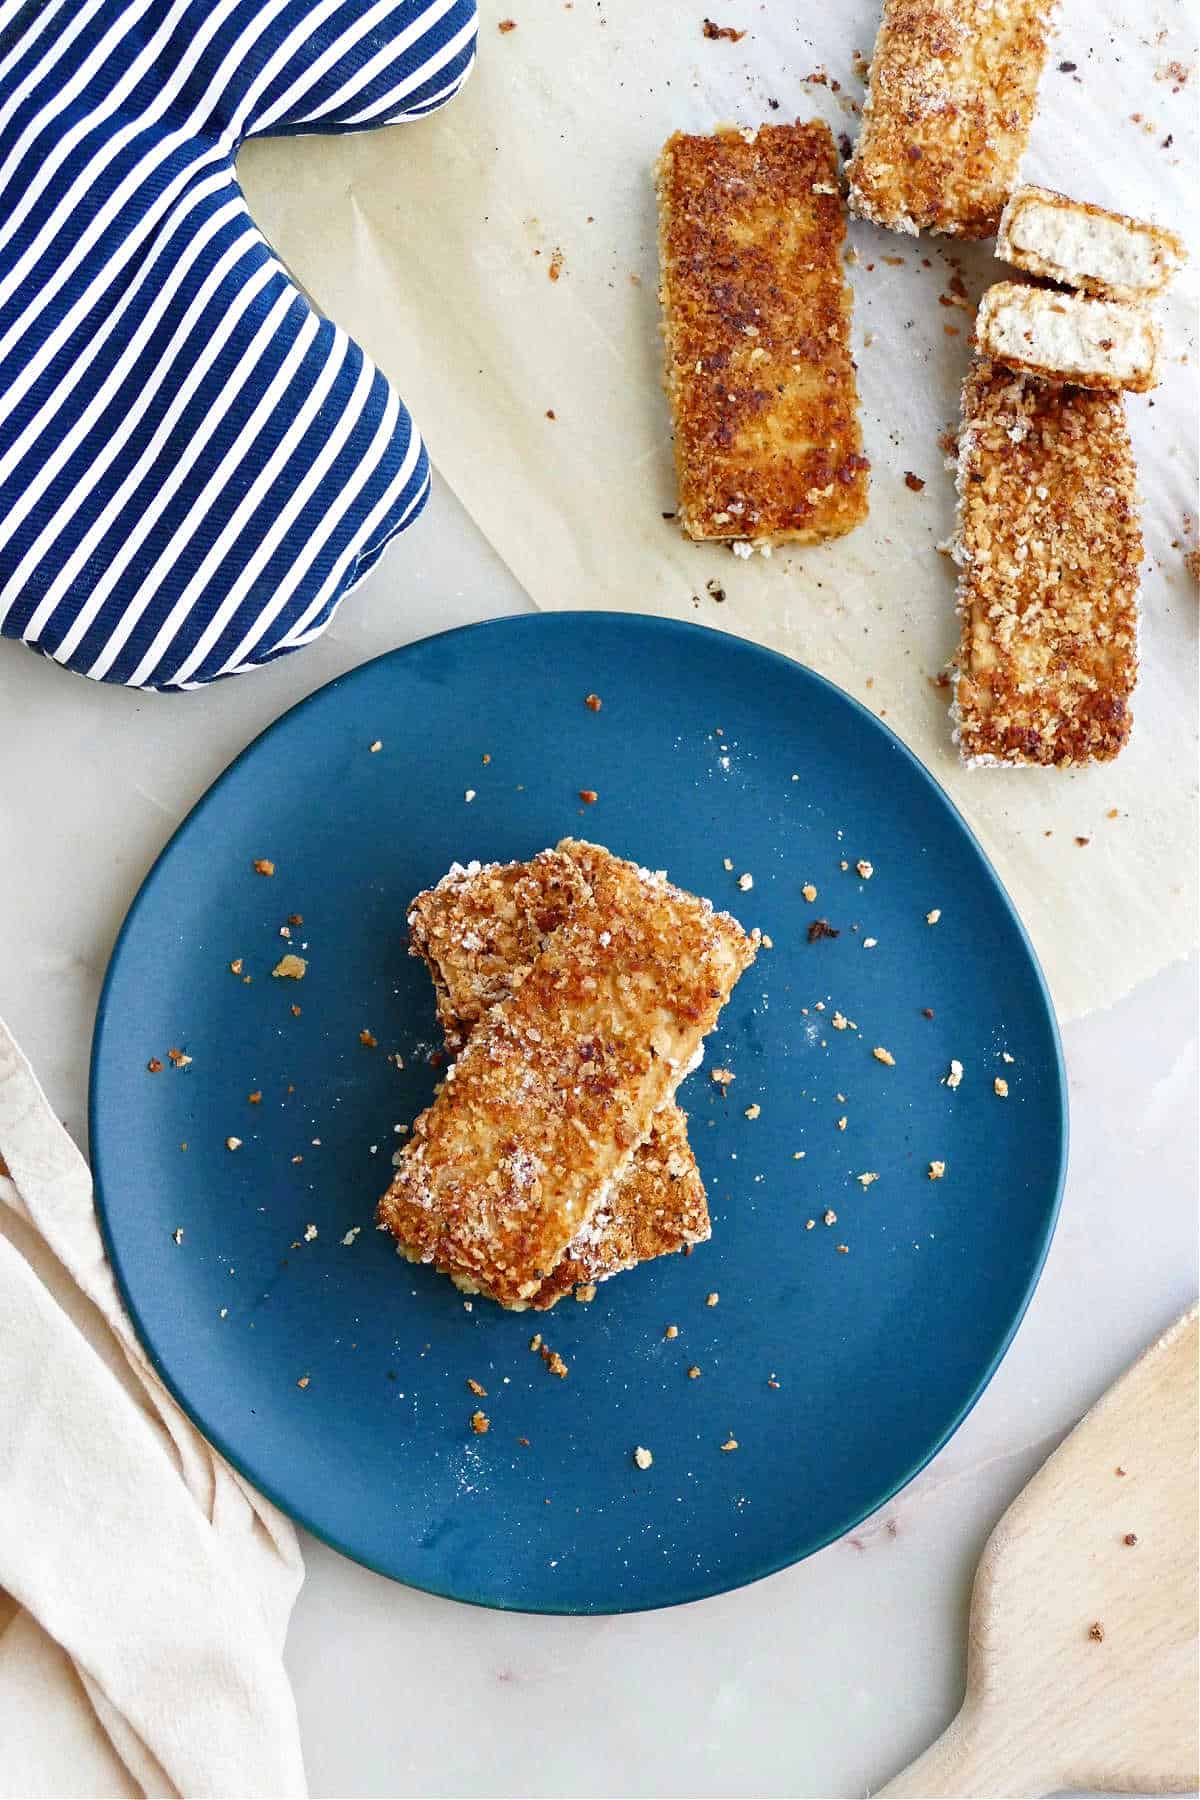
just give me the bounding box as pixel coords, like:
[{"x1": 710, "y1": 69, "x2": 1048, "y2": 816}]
[{"x1": 0, "y1": 0, "x2": 476, "y2": 688}]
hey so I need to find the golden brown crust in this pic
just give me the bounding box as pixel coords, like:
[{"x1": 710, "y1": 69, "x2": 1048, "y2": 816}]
[
  {"x1": 846, "y1": 0, "x2": 1057, "y2": 239},
  {"x1": 528, "y1": 1104, "x2": 709, "y2": 1309},
  {"x1": 405, "y1": 849, "x2": 711, "y2": 1309},
  {"x1": 952, "y1": 359, "x2": 1141, "y2": 767},
  {"x1": 656, "y1": 122, "x2": 868, "y2": 546},
  {"x1": 996, "y1": 184, "x2": 1188, "y2": 299},
  {"x1": 379, "y1": 841, "x2": 756, "y2": 1307},
  {"x1": 407, "y1": 850, "x2": 588, "y2": 1053}
]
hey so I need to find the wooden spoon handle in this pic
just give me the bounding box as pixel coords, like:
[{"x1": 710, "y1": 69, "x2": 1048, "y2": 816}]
[{"x1": 876, "y1": 1702, "x2": 1051, "y2": 1798}]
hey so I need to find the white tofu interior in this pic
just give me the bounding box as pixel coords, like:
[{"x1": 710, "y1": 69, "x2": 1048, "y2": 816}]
[
  {"x1": 1009, "y1": 199, "x2": 1167, "y2": 292},
  {"x1": 983, "y1": 290, "x2": 1153, "y2": 381}
]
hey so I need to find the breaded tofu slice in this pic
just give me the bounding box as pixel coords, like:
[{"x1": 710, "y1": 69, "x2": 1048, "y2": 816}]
[
  {"x1": 406, "y1": 848, "x2": 711, "y2": 1310},
  {"x1": 527, "y1": 1104, "x2": 709, "y2": 1310},
  {"x1": 997, "y1": 185, "x2": 1187, "y2": 300},
  {"x1": 952, "y1": 359, "x2": 1141, "y2": 767},
  {"x1": 846, "y1": 0, "x2": 1057, "y2": 239},
  {"x1": 379, "y1": 840, "x2": 756, "y2": 1308},
  {"x1": 656, "y1": 122, "x2": 868, "y2": 547},
  {"x1": 976, "y1": 282, "x2": 1161, "y2": 392}
]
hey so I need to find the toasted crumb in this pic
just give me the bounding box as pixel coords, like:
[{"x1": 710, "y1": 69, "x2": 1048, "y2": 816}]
[
  {"x1": 945, "y1": 1060, "x2": 964, "y2": 1089},
  {"x1": 687, "y1": 1365, "x2": 701, "y2": 1379},
  {"x1": 369, "y1": 739, "x2": 382, "y2": 752},
  {"x1": 272, "y1": 954, "x2": 307, "y2": 979},
  {"x1": 837, "y1": 1116, "x2": 847, "y2": 1130},
  {"x1": 542, "y1": 1348, "x2": 569, "y2": 1378},
  {"x1": 229, "y1": 958, "x2": 243, "y2": 975},
  {"x1": 723, "y1": 857, "x2": 734, "y2": 871},
  {"x1": 760, "y1": 933, "x2": 774, "y2": 949},
  {"x1": 702, "y1": 18, "x2": 745, "y2": 41},
  {"x1": 172, "y1": 1226, "x2": 183, "y2": 1245},
  {"x1": 808, "y1": 919, "x2": 839, "y2": 942},
  {"x1": 470, "y1": 1409, "x2": 491, "y2": 1433},
  {"x1": 857, "y1": 1171, "x2": 878, "y2": 1187},
  {"x1": 529, "y1": 1333, "x2": 543, "y2": 1352},
  {"x1": 737, "y1": 872, "x2": 754, "y2": 891},
  {"x1": 1124, "y1": 1532, "x2": 1138, "y2": 1546},
  {"x1": 744, "y1": 1103, "x2": 761, "y2": 1120},
  {"x1": 147, "y1": 1058, "x2": 163, "y2": 1073},
  {"x1": 665, "y1": 1324, "x2": 680, "y2": 1339},
  {"x1": 926, "y1": 908, "x2": 942, "y2": 924},
  {"x1": 856, "y1": 859, "x2": 874, "y2": 879},
  {"x1": 873, "y1": 1046, "x2": 895, "y2": 1066},
  {"x1": 994, "y1": 1077, "x2": 1009, "y2": 1097},
  {"x1": 290, "y1": 1004, "x2": 301, "y2": 1016},
  {"x1": 905, "y1": 471, "x2": 926, "y2": 492},
  {"x1": 836, "y1": 1243, "x2": 849, "y2": 1254},
  {"x1": 579, "y1": 789, "x2": 599, "y2": 804},
  {"x1": 1002, "y1": 1051, "x2": 1015, "y2": 1063},
  {"x1": 297, "y1": 1375, "x2": 310, "y2": 1389},
  {"x1": 166, "y1": 1047, "x2": 191, "y2": 1068},
  {"x1": 467, "y1": 1378, "x2": 488, "y2": 1396},
  {"x1": 225, "y1": 1136, "x2": 242, "y2": 1151},
  {"x1": 303, "y1": 1223, "x2": 317, "y2": 1241},
  {"x1": 497, "y1": 18, "x2": 516, "y2": 32},
  {"x1": 341, "y1": 1227, "x2": 361, "y2": 1246},
  {"x1": 802, "y1": 883, "x2": 818, "y2": 902},
  {"x1": 823, "y1": 1208, "x2": 838, "y2": 1226},
  {"x1": 720, "y1": 1438, "x2": 739, "y2": 1452},
  {"x1": 253, "y1": 858, "x2": 275, "y2": 876},
  {"x1": 585, "y1": 693, "x2": 602, "y2": 711},
  {"x1": 634, "y1": 1445, "x2": 654, "y2": 1468},
  {"x1": 806, "y1": 1218, "x2": 816, "y2": 1229},
  {"x1": 1088, "y1": 1621, "x2": 1105, "y2": 1642},
  {"x1": 711, "y1": 1067, "x2": 735, "y2": 1087},
  {"x1": 706, "y1": 1291, "x2": 719, "y2": 1307},
  {"x1": 928, "y1": 1160, "x2": 946, "y2": 1180}
]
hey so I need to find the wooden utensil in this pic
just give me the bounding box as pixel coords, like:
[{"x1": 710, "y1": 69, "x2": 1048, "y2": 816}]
[{"x1": 880, "y1": 1305, "x2": 1199, "y2": 1798}]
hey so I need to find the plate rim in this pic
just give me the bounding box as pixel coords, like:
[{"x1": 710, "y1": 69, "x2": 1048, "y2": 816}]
[{"x1": 89, "y1": 610, "x2": 1069, "y2": 1614}]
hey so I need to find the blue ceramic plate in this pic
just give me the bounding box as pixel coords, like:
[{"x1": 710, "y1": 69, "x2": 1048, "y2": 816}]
[{"x1": 91, "y1": 613, "x2": 1066, "y2": 1613}]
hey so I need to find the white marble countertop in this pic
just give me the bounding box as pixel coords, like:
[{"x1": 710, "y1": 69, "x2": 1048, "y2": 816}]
[{"x1": 1, "y1": 481, "x2": 1195, "y2": 1799}]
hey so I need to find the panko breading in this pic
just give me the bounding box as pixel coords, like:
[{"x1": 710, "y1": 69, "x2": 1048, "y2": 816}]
[
  {"x1": 846, "y1": 0, "x2": 1057, "y2": 239},
  {"x1": 406, "y1": 848, "x2": 711, "y2": 1310},
  {"x1": 408, "y1": 849, "x2": 589, "y2": 1054},
  {"x1": 997, "y1": 185, "x2": 1187, "y2": 301},
  {"x1": 656, "y1": 122, "x2": 868, "y2": 546},
  {"x1": 528, "y1": 1103, "x2": 708, "y2": 1309},
  {"x1": 379, "y1": 840, "x2": 757, "y2": 1307},
  {"x1": 975, "y1": 282, "x2": 1161, "y2": 393},
  {"x1": 951, "y1": 359, "x2": 1142, "y2": 767}
]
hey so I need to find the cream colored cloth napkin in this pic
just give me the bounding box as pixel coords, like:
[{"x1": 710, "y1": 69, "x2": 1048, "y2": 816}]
[{"x1": 0, "y1": 1016, "x2": 306, "y2": 1800}]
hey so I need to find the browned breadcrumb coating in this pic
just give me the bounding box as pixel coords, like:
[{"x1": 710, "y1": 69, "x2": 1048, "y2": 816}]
[
  {"x1": 846, "y1": 0, "x2": 1057, "y2": 238},
  {"x1": 378, "y1": 840, "x2": 756, "y2": 1308},
  {"x1": 528, "y1": 1106, "x2": 709, "y2": 1310},
  {"x1": 406, "y1": 847, "x2": 712, "y2": 1309},
  {"x1": 656, "y1": 123, "x2": 869, "y2": 546},
  {"x1": 952, "y1": 360, "x2": 1142, "y2": 767}
]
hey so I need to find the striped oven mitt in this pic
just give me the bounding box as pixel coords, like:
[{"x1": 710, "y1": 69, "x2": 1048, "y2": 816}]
[{"x1": 0, "y1": 0, "x2": 477, "y2": 689}]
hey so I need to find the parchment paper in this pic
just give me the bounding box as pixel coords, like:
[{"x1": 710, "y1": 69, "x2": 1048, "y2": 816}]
[{"x1": 241, "y1": 0, "x2": 1199, "y2": 1021}]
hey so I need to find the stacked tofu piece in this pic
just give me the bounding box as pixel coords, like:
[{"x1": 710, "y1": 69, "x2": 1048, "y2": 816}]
[{"x1": 378, "y1": 841, "x2": 757, "y2": 1309}]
